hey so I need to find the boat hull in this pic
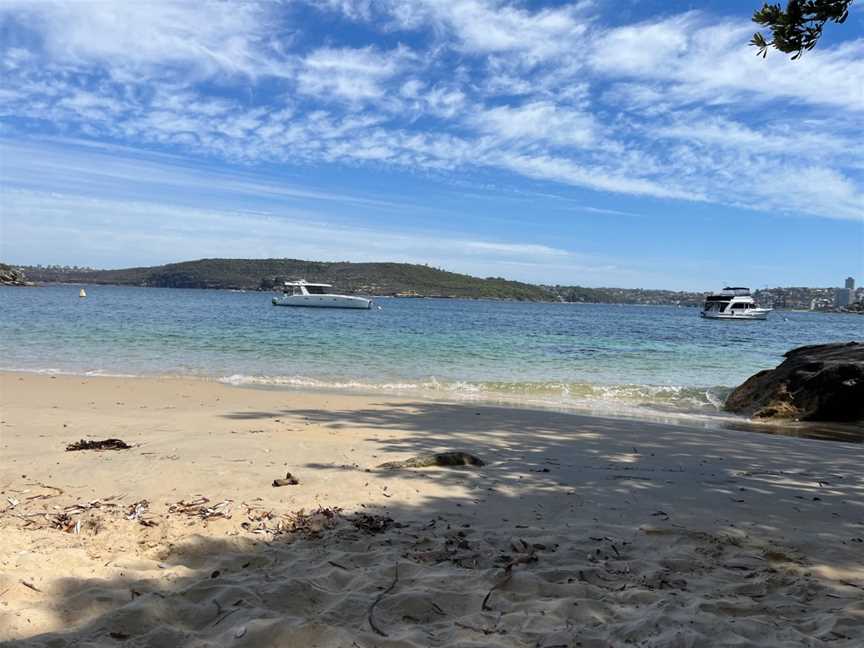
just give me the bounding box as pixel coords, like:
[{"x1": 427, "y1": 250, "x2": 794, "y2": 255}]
[
  {"x1": 272, "y1": 295, "x2": 372, "y2": 309},
  {"x1": 700, "y1": 310, "x2": 771, "y2": 320}
]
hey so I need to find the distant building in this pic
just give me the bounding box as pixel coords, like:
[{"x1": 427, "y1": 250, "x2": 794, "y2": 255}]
[
  {"x1": 845, "y1": 277, "x2": 855, "y2": 290},
  {"x1": 810, "y1": 298, "x2": 832, "y2": 311},
  {"x1": 834, "y1": 288, "x2": 853, "y2": 308}
]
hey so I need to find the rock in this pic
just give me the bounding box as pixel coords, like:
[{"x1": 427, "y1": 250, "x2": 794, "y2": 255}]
[
  {"x1": 0, "y1": 263, "x2": 32, "y2": 286},
  {"x1": 272, "y1": 472, "x2": 299, "y2": 487},
  {"x1": 724, "y1": 342, "x2": 864, "y2": 422},
  {"x1": 377, "y1": 451, "x2": 486, "y2": 469}
]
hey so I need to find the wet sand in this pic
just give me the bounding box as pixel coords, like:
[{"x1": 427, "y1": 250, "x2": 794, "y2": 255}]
[{"x1": 1, "y1": 372, "x2": 862, "y2": 646}]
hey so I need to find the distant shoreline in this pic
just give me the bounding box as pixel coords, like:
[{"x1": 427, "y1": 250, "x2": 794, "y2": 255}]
[{"x1": 10, "y1": 281, "x2": 864, "y2": 313}]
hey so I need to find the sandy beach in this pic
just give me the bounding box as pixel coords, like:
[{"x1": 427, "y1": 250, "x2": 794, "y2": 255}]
[{"x1": 1, "y1": 371, "x2": 862, "y2": 646}]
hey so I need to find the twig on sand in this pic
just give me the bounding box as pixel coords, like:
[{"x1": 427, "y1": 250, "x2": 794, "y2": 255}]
[
  {"x1": 20, "y1": 580, "x2": 41, "y2": 593},
  {"x1": 482, "y1": 552, "x2": 537, "y2": 611},
  {"x1": 25, "y1": 483, "x2": 65, "y2": 499},
  {"x1": 368, "y1": 564, "x2": 400, "y2": 637}
]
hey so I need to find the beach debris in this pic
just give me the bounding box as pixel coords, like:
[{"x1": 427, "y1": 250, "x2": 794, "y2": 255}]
[
  {"x1": 377, "y1": 451, "x2": 485, "y2": 470},
  {"x1": 368, "y1": 564, "x2": 400, "y2": 637},
  {"x1": 66, "y1": 438, "x2": 131, "y2": 452},
  {"x1": 240, "y1": 505, "x2": 278, "y2": 534},
  {"x1": 168, "y1": 497, "x2": 232, "y2": 520},
  {"x1": 240, "y1": 505, "x2": 342, "y2": 536},
  {"x1": 350, "y1": 513, "x2": 395, "y2": 534},
  {"x1": 20, "y1": 580, "x2": 42, "y2": 593},
  {"x1": 126, "y1": 500, "x2": 157, "y2": 526},
  {"x1": 482, "y1": 544, "x2": 538, "y2": 611},
  {"x1": 284, "y1": 506, "x2": 342, "y2": 537},
  {"x1": 272, "y1": 472, "x2": 299, "y2": 487}
]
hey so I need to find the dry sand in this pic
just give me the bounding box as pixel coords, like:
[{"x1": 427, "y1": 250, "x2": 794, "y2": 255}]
[{"x1": 1, "y1": 372, "x2": 862, "y2": 647}]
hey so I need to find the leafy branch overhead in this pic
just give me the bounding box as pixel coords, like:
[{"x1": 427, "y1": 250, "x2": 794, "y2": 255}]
[{"x1": 751, "y1": 0, "x2": 854, "y2": 58}]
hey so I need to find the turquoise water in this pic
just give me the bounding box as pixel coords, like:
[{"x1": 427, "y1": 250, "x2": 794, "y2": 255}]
[{"x1": 1, "y1": 285, "x2": 861, "y2": 419}]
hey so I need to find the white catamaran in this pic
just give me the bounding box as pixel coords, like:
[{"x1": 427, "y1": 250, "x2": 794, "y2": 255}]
[
  {"x1": 272, "y1": 281, "x2": 373, "y2": 310},
  {"x1": 700, "y1": 287, "x2": 772, "y2": 320}
]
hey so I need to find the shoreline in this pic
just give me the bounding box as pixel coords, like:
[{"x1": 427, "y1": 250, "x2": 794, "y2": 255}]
[
  {"x1": 2, "y1": 371, "x2": 864, "y2": 645},
  {"x1": 2, "y1": 369, "x2": 860, "y2": 444}
]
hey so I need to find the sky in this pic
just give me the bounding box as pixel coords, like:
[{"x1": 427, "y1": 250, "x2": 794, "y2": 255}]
[{"x1": 0, "y1": 0, "x2": 862, "y2": 290}]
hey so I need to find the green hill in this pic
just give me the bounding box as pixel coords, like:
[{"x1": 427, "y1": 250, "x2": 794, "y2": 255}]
[{"x1": 21, "y1": 258, "x2": 549, "y2": 300}]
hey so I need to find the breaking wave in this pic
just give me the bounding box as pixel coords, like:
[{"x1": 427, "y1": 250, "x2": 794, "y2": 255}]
[{"x1": 219, "y1": 373, "x2": 734, "y2": 421}]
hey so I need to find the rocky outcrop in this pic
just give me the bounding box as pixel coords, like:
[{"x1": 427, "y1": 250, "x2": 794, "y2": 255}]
[
  {"x1": 725, "y1": 342, "x2": 864, "y2": 422},
  {"x1": 0, "y1": 263, "x2": 33, "y2": 286}
]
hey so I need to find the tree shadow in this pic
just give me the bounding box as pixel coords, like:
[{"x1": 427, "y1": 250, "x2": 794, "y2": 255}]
[{"x1": 5, "y1": 402, "x2": 864, "y2": 646}]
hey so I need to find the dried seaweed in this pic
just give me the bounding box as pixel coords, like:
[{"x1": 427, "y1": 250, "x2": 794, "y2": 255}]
[
  {"x1": 351, "y1": 513, "x2": 394, "y2": 534},
  {"x1": 66, "y1": 438, "x2": 131, "y2": 451}
]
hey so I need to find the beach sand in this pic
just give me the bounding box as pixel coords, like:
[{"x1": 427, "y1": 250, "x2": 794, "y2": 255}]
[{"x1": 1, "y1": 372, "x2": 862, "y2": 646}]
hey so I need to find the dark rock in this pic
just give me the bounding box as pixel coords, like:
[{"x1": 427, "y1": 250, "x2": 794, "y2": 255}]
[
  {"x1": 724, "y1": 342, "x2": 864, "y2": 422},
  {"x1": 272, "y1": 472, "x2": 299, "y2": 487},
  {"x1": 377, "y1": 451, "x2": 486, "y2": 469}
]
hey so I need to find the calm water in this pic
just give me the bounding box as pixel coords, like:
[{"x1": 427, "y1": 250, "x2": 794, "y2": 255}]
[{"x1": 1, "y1": 285, "x2": 861, "y2": 421}]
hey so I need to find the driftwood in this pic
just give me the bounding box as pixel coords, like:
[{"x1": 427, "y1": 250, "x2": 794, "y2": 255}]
[
  {"x1": 377, "y1": 452, "x2": 485, "y2": 470},
  {"x1": 66, "y1": 438, "x2": 131, "y2": 452}
]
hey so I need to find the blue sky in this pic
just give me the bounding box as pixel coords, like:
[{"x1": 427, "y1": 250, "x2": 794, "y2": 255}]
[{"x1": 0, "y1": 0, "x2": 862, "y2": 290}]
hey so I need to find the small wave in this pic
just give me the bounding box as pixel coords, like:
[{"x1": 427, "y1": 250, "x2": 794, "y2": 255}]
[
  {"x1": 0, "y1": 366, "x2": 141, "y2": 379},
  {"x1": 219, "y1": 374, "x2": 426, "y2": 392},
  {"x1": 218, "y1": 373, "x2": 733, "y2": 421}
]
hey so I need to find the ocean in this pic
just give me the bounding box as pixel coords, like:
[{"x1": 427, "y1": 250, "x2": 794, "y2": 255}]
[{"x1": 2, "y1": 284, "x2": 860, "y2": 424}]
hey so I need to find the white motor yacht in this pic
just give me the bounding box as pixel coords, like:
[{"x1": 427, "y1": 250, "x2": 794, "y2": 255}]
[
  {"x1": 272, "y1": 280, "x2": 372, "y2": 310},
  {"x1": 700, "y1": 287, "x2": 771, "y2": 320}
]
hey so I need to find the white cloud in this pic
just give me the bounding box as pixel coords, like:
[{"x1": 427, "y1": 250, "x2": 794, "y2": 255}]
[
  {"x1": 590, "y1": 13, "x2": 864, "y2": 112},
  {"x1": 0, "y1": 0, "x2": 286, "y2": 80},
  {"x1": 322, "y1": 0, "x2": 592, "y2": 60},
  {"x1": 471, "y1": 101, "x2": 595, "y2": 147},
  {"x1": 297, "y1": 46, "x2": 411, "y2": 103},
  {"x1": 0, "y1": 0, "x2": 860, "y2": 224},
  {"x1": 492, "y1": 153, "x2": 705, "y2": 201}
]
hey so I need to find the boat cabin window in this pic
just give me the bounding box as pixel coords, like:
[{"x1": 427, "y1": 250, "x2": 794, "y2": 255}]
[
  {"x1": 731, "y1": 302, "x2": 750, "y2": 309},
  {"x1": 306, "y1": 285, "x2": 327, "y2": 295}
]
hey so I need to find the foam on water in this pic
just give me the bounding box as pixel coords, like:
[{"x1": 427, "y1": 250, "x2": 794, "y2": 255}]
[{"x1": 217, "y1": 372, "x2": 737, "y2": 424}]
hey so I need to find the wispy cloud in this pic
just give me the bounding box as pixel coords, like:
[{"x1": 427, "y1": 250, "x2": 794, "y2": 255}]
[
  {"x1": 0, "y1": 0, "x2": 287, "y2": 80},
  {"x1": 0, "y1": 0, "x2": 860, "y2": 226},
  {"x1": 298, "y1": 46, "x2": 412, "y2": 103}
]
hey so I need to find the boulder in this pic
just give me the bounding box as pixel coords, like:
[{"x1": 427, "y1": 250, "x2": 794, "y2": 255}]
[
  {"x1": 0, "y1": 263, "x2": 34, "y2": 286},
  {"x1": 724, "y1": 342, "x2": 864, "y2": 422}
]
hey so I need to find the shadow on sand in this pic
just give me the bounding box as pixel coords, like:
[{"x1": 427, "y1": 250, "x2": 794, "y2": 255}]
[{"x1": 5, "y1": 402, "x2": 864, "y2": 646}]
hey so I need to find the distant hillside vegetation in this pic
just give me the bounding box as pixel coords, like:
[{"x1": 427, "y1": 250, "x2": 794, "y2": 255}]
[{"x1": 22, "y1": 258, "x2": 549, "y2": 300}]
